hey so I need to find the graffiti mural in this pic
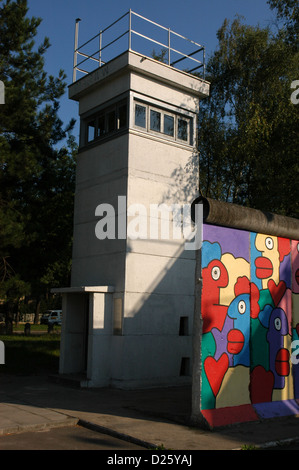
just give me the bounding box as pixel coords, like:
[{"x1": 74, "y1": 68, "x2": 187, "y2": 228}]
[{"x1": 200, "y1": 223, "x2": 299, "y2": 420}]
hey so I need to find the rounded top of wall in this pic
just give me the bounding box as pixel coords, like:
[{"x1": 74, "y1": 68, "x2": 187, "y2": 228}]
[{"x1": 192, "y1": 197, "x2": 299, "y2": 240}]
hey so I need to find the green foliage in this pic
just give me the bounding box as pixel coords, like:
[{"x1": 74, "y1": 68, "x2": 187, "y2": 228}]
[
  {"x1": 241, "y1": 444, "x2": 258, "y2": 450},
  {"x1": 0, "y1": 274, "x2": 30, "y2": 303},
  {"x1": 267, "y1": 0, "x2": 298, "y2": 48},
  {"x1": 0, "y1": 0, "x2": 77, "y2": 313},
  {"x1": 198, "y1": 5, "x2": 299, "y2": 217},
  {"x1": 152, "y1": 48, "x2": 168, "y2": 63},
  {"x1": 0, "y1": 334, "x2": 60, "y2": 374}
]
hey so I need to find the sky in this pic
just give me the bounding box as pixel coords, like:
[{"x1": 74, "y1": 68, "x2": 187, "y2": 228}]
[{"x1": 27, "y1": 0, "x2": 277, "y2": 144}]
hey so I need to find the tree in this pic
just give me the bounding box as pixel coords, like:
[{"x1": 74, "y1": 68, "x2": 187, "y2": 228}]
[
  {"x1": 267, "y1": 0, "x2": 298, "y2": 48},
  {"x1": 0, "y1": 0, "x2": 77, "y2": 321},
  {"x1": 197, "y1": 12, "x2": 299, "y2": 218},
  {"x1": 11, "y1": 135, "x2": 77, "y2": 323}
]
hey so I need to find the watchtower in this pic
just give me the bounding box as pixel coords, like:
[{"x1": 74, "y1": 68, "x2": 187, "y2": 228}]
[{"x1": 55, "y1": 11, "x2": 210, "y2": 388}]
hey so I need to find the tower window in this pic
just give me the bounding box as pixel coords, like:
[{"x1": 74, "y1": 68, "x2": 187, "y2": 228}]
[
  {"x1": 87, "y1": 120, "x2": 96, "y2": 142},
  {"x1": 107, "y1": 110, "x2": 116, "y2": 133},
  {"x1": 178, "y1": 118, "x2": 188, "y2": 141},
  {"x1": 134, "y1": 100, "x2": 193, "y2": 145},
  {"x1": 164, "y1": 114, "x2": 174, "y2": 136},
  {"x1": 97, "y1": 114, "x2": 106, "y2": 137},
  {"x1": 83, "y1": 99, "x2": 128, "y2": 146},
  {"x1": 119, "y1": 104, "x2": 128, "y2": 129},
  {"x1": 135, "y1": 104, "x2": 146, "y2": 128},
  {"x1": 150, "y1": 109, "x2": 161, "y2": 132}
]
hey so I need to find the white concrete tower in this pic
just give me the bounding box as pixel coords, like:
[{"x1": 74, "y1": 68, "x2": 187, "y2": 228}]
[{"x1": 56, "y1": 12, "x2": 210, "y2": 389}]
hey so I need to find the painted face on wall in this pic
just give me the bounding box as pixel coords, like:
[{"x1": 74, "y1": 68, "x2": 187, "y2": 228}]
[
  {"x1": 267, "y1": 307, "x2": 290, "y2": 389},
  {"x1": 227, "y1": 293, "x2": 251, "y2": 367},
  {"x1": 255, "y1": 234, "x2": 280, "y2": 289},
  {"x1": 202, "y1": 259, "x2": 229, "y2": 333},
  {"x1": 291, "y1": 241, "x2": 299, "y2": 294}
]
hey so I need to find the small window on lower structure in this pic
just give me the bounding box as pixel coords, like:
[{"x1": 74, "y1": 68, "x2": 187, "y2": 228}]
[
  {"x1": 180, "y1": 357, "x2": 191, "y2": 376},
  {"x1": 179, "y1": 316, "x2": 189, "y2": 336}
]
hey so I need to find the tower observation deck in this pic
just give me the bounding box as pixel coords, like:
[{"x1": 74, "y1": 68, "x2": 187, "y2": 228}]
[{"x1": 72, "y1": 10, "x2": 206, "y2": 83}]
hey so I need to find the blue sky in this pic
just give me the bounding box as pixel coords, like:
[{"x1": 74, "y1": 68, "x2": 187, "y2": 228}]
[{"x1": 27, "y1": 0, "x2": 277, "y2": 144}]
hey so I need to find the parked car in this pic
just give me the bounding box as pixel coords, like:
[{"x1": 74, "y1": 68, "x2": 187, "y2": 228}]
[
  {"x1": 40, "y1": 311, "x2": 51, "y2": 325},
  {"x1": 46, "y1": 310, "x2": 63, "y2": 326}
]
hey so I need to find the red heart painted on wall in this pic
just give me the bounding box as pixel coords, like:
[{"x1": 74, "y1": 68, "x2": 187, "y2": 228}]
[
  {"x1": 268, "y1": 279, "x2": 286, "y2": 307},
  {"x1": 204, "y1": 353, "x2": 229, "y2": 397},
  {"x1": 250, "y1": 365, "x2": 274, "y2": 404}
]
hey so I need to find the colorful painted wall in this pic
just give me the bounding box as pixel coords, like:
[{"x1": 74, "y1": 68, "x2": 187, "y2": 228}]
[{"x1": 200, "y1": 223, "x2": 299, "y2": 427}]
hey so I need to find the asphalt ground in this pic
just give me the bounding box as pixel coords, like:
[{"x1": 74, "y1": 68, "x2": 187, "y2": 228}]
[
  {"x1": 1, "y1": 373, "x2": 299, "y2": 453},
  {"x1": 0, "y1": 424, "x2": 146, "y2": 450},
  {"x1": 1, "y1": 425, "x2": 299, "y2": 451}
]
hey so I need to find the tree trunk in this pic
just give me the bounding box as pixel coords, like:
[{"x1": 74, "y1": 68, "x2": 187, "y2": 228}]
[
  {"x1": 15, "y1": 301, "x2": 20, "y2": 326},
  {"x1": 34, "y1": 298, "x2": 41, "y2": 325}
]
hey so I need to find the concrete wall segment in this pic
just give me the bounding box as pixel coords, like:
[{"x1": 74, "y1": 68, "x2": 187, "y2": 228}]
[{"x1": 69, "y1": 51, "x2": 210, "y2": 103}]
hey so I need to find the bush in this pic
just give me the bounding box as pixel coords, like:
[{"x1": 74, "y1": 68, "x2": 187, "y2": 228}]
[{"x1": 0, "y1": 334, "x2": 60, "y2": 375}]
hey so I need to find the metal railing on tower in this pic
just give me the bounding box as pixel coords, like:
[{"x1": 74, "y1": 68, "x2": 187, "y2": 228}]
[{"x1": 72, "y1": 10, "x2": 206, "y2": 83}]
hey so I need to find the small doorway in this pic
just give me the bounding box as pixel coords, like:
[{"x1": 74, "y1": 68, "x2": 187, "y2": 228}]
[
  {"x1": 58, "y1": 292, "x2": 91, "y2": 379},
  {"x1": 83, "y1": 294, "x2": 90, "y2": 374}
]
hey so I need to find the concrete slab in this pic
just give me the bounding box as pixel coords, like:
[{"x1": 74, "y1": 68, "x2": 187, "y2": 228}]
[{"x1": 1, "y1": 375, "x2": 299, "y2": 450}]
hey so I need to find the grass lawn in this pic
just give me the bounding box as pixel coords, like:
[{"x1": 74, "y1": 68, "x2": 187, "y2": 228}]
[
  {"x1": 13, "y1": 323, "x2": 61, "y2": 332},
  {"x1": 0, "y1": 332, "x2": 60, "y2": 375}
]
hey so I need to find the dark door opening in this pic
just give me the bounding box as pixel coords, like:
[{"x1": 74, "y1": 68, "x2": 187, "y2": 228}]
[{"x1": 83, "y1": 294, "x2": 89, "y2": 374}]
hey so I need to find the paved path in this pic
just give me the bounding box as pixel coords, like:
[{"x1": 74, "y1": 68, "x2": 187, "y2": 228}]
[
  {"x1": 0, "y1": 424, "x2": 145, "y2": 450},
  {"x1": 1, "y1": 374, "x2": 299, "y2": 450}
]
